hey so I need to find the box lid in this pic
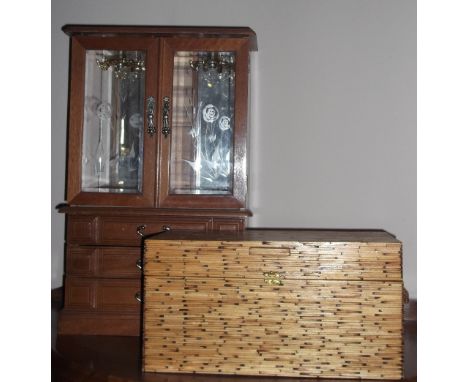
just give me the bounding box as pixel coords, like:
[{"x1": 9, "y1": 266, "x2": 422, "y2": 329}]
[{"x1": 146, "y1": 228, "x2": 400, "y2": 244}]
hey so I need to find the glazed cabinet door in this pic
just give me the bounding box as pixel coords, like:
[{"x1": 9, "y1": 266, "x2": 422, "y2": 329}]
[
  {"x1": 67, "y1": 36, "x2": 159, "y2": 206},
  {"x1": 158, "y1": 38, "x2": 250, "y2": 208}
]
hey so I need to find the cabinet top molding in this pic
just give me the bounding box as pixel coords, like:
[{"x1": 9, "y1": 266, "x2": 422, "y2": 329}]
[{"x1": 62, "y1": 25, "x2": 258, "y2": 51}]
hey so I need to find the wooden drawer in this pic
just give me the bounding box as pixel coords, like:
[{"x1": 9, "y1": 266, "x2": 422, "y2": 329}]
[
  {"x1": 212, "y1": 218, "x2": 245, "y2": 232},
  {"x1": 67, "y1": 215, "x2": 212, "y2": 245},
  {"x1": 64, "y1": 277, "x2": 141, "y2": 313},
  {"x1": 66, "y1": 246, "x2": 142, "y2": 278},
  {"x1": 99, "y1": 216, "x2": 211, "y2": 245},
  {"x1": 143, "y1": 229, "x2": 403, "y2": 379},
  {"x1": 66, "y1": 215, "x2": 98, "y2": 245}
]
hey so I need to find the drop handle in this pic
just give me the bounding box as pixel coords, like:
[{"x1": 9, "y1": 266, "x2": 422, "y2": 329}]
[
  {"x1": 135, "y1": 292, "x2": 142, "y2": 303},
  {"x1": 161, "y1": 96, "x2": 170, "y2": 138},
  {"x1": 136, "y1": 259, "x2": 143, "y2": 270},
  {"x1": 146, "y1": 97, "x2": 156, "y2": 136},
  {"x1": 136, "y1": 225, "x2": 146, "y2": 237}
]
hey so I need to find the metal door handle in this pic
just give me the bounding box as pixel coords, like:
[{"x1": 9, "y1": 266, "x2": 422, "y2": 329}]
[
  {"x1": 162, "y1": 96, "x2": 170, "y2": 137},
  {"x1": 147, "y1": 96, "x2": 156, "y2": 136}
]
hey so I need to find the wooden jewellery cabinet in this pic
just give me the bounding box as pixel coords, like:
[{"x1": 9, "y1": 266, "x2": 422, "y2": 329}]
[{"x1": 57, "y1": 25, "x2": 257, "y2": 335}]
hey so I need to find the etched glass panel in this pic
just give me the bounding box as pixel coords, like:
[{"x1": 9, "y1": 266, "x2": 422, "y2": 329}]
[
  {"x1": 169, "y1": 51, "x2": 235, "y2": 195},
  {"x1": 81, "y1": 50, "x2": 145, "y2": 193}
]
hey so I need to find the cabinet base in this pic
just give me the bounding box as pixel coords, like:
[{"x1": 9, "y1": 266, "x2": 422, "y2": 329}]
[{"x1": 58, "y1": 311, "x2": 140, "y2": 336}]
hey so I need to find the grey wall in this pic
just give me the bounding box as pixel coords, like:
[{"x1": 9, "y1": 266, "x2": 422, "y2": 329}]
[{"x1": 52, "y1": 0, "x2": 416, "y2": 297}]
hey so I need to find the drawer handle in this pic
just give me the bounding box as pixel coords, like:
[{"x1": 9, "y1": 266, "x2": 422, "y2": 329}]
[
  {"x1": 147, "y1": 96, "x2": 156, "y2": 136},
  {"x1": 161, "y1": 96, "x2": 171, "y2": 138},
  {"x1": 136, "y1": 225, "x2": 146, "y2": 237},
  {"x1": 138, "y1": 224, "x2": 170, "y2": 237},
  {"x1": 136, "y1": 259, "x2": 143, "y2": 270},
  {"x1": 135, "y1": 292, "x2": 142, "y2": 303},
  {"x1": 263, "y1": 271, "x2": 285, "y2": 286}
]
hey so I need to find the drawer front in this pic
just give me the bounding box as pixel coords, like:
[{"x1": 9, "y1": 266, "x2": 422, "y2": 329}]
[
  {"x1": 213, "y1": 218, "x2": 245, "y2": 232},
  {"x1": 64, "y1": 277, "x2": 141, "y2": 313},
  {"x1": 143, "y1": 277, "x2": 403, "y2": 379},
  {"x1": 67, "y1": 215, "x2": 98, "y2": 244},
  {"x1": 67, "y1": 215, "x2": 213, "y2": 245},
  {"x1": 66, "y1": 246, "x2": 95, "y2": 276},
  {"x1": 98, "y1": 279, "x2": 142, "y2": 313},
  {"x1": 67, "y1": 246, "x2": 141, "y2": 278},
  {"x1": 64, "y1": 277, "x2": 96, "y2": 310},
  {"x1": 99, "y1": 247, "x2": 142, "y2": 278},
  {"x1": 145, "y1": 240, "x2": 402, "y2": 281},
  {"x1": 99, "y1": 217, "x2": 212, "y2": 246}
]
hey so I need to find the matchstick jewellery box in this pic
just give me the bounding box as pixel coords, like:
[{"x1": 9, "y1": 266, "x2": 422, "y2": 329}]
[{"x1": 142, "y1": 229, "x2": 403, "y2": 379}]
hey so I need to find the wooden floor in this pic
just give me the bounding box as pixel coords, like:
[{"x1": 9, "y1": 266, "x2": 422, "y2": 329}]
[{"x1": 51, "y1": 290, "x2": 417, "y2": 382}]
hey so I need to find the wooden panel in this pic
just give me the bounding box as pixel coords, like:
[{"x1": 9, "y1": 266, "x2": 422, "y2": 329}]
[
  {"x1": 98, "y1": 279, "x2": 141, "y2": 313},
  {"x1": 62, "y1": 25, "x2": 258, "y2": 51},
  {"x1": 58, "y1": 311, "x2": 140, "y2": 335},
  {"x1": 66, "y1": 246, "x2": 95, "y2": 276},
  {"x1": 143, "y1": 277, "x2": 403, "y2": 379},
  {"x1": 67, "y1": 246, "x2": 141, "y2": 278},
  {"x1": 99, "y1": 216, "x2": 211, "y2": 245},
  {"x1": 58, "y1": 205, "x2": 252, "y2": 218},
  {"x1": 67, "y1": 215, "x2": 98, "y2": 244},
  {"x1": 146, "y1": 229, "x2": 400, "y2": 243},
  {"x1": 213, "y1": 219, "x2": 244, "y2": 232},
  {"x1": 99, "y1": 247, "x2": 141, "y2": 278},
  {"x1": 64, "y1": 278, "x2": 96, "y2": 310},
  {"x1": 64, "y1": 277, "x2": 141, "y2": 313},
  {"x1": 145, "y1": 239, "x2": 402, "y2": 281}
]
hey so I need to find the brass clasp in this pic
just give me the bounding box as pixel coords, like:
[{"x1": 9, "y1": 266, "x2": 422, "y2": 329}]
[{"x1": 263, "y1": 271, "x2": 285, "y2": 286}]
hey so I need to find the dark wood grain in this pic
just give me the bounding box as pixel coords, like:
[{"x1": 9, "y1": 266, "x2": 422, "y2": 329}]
[
  {"x1": 60, "y1": 26, "x2": 253, "y2": 335},
  {"x1": 66, "y1": 246, "x2": 142, "y2": 278},
  {"x1": 157, "y1": 37, "x2": 250, "y2": 209},
  {"x1": 66, "y1": 36, "x2": 159, "y2": 207},
  {"x1": 61, "y1": 210, "x2": 249, "y2": 335},
  {"x1": 61, "y1": 25, "x2": 258, "y2": 51},
  {"x1": 57, "y1": 205, "x2": 253, "y2": 217}
]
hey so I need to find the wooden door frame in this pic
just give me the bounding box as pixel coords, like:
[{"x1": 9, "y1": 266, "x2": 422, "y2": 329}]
[{"x1": 66, "y1": 36, "x2": 159, "y2": 207}]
